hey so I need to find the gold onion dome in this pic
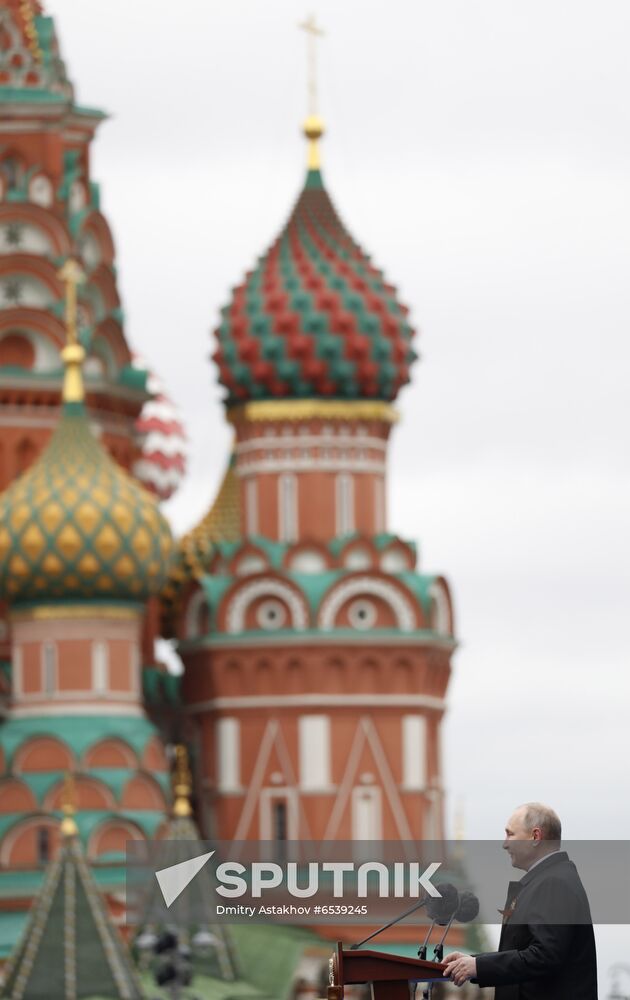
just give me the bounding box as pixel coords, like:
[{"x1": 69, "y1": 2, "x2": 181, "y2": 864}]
[{"x1": 0, "y1": 262, "x2": 173, "y2": 605}]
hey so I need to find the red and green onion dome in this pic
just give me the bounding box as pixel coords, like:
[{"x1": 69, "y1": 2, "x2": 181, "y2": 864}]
[
  {"x1": 212, "y1": 123, "x2": 418, "y2": 404},
  {"x1": 131, "y1": 358, "x2": 188, "y2": 502},
  {"x1": 0, "y1": 339, "x2": 173, "y2": 605}
]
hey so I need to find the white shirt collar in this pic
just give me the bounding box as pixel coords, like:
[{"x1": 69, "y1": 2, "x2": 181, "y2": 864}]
[{"x1": 526, "y1": 848, "x2": 563, "y2": 874}]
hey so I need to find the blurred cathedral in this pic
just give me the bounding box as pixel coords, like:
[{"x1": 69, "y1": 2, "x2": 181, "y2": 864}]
[{"x1": 0, "y1": 1, "x2": 461, "y2": 994}]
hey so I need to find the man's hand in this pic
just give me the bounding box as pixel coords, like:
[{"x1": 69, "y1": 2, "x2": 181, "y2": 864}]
[{"x1": 442, "y1": 952, "x2": 477, "y2": 987}]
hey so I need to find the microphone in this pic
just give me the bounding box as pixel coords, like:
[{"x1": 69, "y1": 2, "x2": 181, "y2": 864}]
[
  {"x1": 432, "y1": 891, "x2": 480, "y2": 962},
  {"x1": 417, "y1": 884, "x2": 459, "y2": 959},
  {"x1": 427, "y1": 886, "x2": 460, "y2": 925},
  {"x1": 455, "y1": 891, "x2": 480, "y2": 923}
]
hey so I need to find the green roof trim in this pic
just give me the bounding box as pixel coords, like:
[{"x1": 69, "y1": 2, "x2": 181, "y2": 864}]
[
  {"x1": 209, "y1": 534, "x2": 291, "y2": 569},
  {"x1": 288, "y1": 570, "x2": 342, "y2": 610},
  {"x1": 118, "y1": 364, "x2": 147, "y2": 392},
  {"x1": 327, "y1": 532, "x2": 413, "y2": 556},
  {"x1": 0, "y1": 367, "x2": 63, "y2": 381},
  {"x1": 194, "y1": 564, "x2": 444, "y2": 636},
  {"x1": 12, "y1": 770, "x2": 60, "y2": 803},
  {"x1": 373, "y1": 532, "x2": 417, "y2": 553},
  {"x1": 13, "y1": 767, "x2": 170, "y2": 805},
  {"x1": 199, "y1": 576, "x2": 234, "y2": 626},
  {"x1": 183, "y1": 627, "x2": 448, "y2": 648},
  {"x1": 0, "y1": 714, "x2": 160, "y2": 766},
  {"x1": 0, "y1": 87, "x2": 67, "y2": 104},
  {"x1": 396, "y1": 571, "x2": 438, "y2": 617},
  {"x1": 245, "y1": 536, "x2": 289, "y2": 565},
  {"x1": 0, "y1": 809, "x2": 165, "y2": 846},
  {"x1": 72, "y1": 105, "x2": 107, "y2": 120}
]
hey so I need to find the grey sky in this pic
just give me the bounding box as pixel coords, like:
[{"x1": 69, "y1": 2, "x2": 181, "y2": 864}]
[{"x1": 47, "y1": 0, "x2": 629, "y2": 983}]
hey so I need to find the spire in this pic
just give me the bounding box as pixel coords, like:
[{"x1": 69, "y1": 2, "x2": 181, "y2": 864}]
[
  {"x1": 0, "y1": 2, "x2": 74, "y2": 99},
  {"x1": 172, "y1": 743, "x2": 193, "y2": 818},
  {"x1": 0, "y1": 809, "x2": 145, "y2": 999},
  {"x1": 136, "y1": 744, "x2": 240, "y2": 983},
  {"x1": 58, "y1": 258, "x2": 86, "y2": 406},
  {"x1": 13, "y1": 0, "x2": 43, "y2": 62},
  {"x1": 298, "y1": 14, "x2": 325, "y2": 173}
]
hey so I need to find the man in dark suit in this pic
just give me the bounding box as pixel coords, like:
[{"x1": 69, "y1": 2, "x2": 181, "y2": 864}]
[{"x1": 442, "y1": 802, "x2": 598, "y2": 998}]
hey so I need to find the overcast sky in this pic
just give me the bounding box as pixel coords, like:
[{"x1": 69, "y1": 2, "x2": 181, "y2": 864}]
[{"x1": 46, "y1": 0, "x2": 629, "y2": 984}]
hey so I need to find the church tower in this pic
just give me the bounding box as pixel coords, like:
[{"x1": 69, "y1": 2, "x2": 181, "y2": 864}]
[
  {"x1": 0, "y1": 1, "x2": 186, "y2": 685},
  {"x1": 164, "y1": 39, "x2": 456, "y2": 847},
  {"x1": 0, "y1": 261, "x2": 173, "y2": 927},
  {"x1": 0, "y1": 0, "x2": 149, "y2": 489}
]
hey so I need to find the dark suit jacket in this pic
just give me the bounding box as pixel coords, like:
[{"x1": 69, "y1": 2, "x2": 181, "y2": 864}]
[{"x1": 474, "y1": 851, "x2": 597, "y2": 1000}]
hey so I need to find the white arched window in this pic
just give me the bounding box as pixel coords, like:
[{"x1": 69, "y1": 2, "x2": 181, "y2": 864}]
[
  {"x1": 299, "y1": 715, "x2": 331, "y2": 790},
  {"x1": 216, "y1": 717, "x2": 241, "y2": 791},
  {"x1": 12, "y1": 646, "x2": 22, "y2": 697},
  {"x1": 374, "y1": 477, "x2": 386, "y2": 533},
  {"x1": 278, "y1": 474, "x2": 298, "y2": 542},
  {"x1": 245, "y1": 477, "x2": 258, "y2": 536},
  {"x1": 92, "y1": 641, "x2": 109, "y2": 695},
  {"x1": 336, "y1": 473, "x2": 355, "y2": 536},
  {"x1": 41, "y1": 642, "x2": 56, "y2": 697},
  {"x1": 352, "y1": 786, "x2": 382, "y2": 840},
  {"x1": 402, "y1": 715, "x2": 428, "y2": 789}
]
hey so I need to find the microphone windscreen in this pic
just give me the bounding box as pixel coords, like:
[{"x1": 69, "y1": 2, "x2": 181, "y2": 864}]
[
  {"x1": 455, "y1": 891, "x2": 480, "y2": 923},
  {"x1": 426, "y1": 883, "x2": 459, "y2": 924}
]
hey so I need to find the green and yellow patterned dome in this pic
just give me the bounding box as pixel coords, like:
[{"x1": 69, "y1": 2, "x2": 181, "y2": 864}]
[{"x1": 0, "y1": 262, "x2": 173, "y2": 605}]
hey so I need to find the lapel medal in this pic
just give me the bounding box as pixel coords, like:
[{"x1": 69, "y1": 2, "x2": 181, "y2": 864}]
[{"x1": 498, "y1": 897, "x2": 518, "y2": 922}]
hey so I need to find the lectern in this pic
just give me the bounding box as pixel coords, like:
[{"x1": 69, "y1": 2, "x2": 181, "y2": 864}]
[{"x1": 328, "y1": 942, "x2": 445, "y2": 1000}]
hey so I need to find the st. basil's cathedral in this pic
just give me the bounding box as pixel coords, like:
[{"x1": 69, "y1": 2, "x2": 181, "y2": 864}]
[{"x1": 0, "y1": 2, "x2": 465, "y2": 996}]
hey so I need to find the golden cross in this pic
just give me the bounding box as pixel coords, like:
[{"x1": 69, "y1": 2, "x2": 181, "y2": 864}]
[
  {"x1": 58, "y1": 258, "x2": 85, "y2": 347},
  {"x1": 298, "y1": 14, "x2": 325, "y2": 117}
]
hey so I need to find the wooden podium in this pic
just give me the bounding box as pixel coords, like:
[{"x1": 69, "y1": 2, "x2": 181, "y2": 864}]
[{"x1": 328, "y1": 942, "x2": 446, "y2": 1000}]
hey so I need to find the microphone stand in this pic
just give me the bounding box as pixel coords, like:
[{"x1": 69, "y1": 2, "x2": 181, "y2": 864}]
[
  {"x1": 416, "y1": 923, "x2": 437, "y2": 1000},
  {"x1": 419, "y1": 915, "x2": 457, "y2": 1000},
  {"x1": 432, "y1": 913, "x2": 455, "y2": 962},
  {"x1": 417, "y1": 921, "x2": 435, "y2": 960},
  {"x1": 350, "y1": 895, "x2": 429, "y2": 949}
]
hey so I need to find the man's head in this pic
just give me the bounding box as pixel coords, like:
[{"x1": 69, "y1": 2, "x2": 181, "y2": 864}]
[{"x1": 503, "y1": 802, "x2": 562, "y2": 871}]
